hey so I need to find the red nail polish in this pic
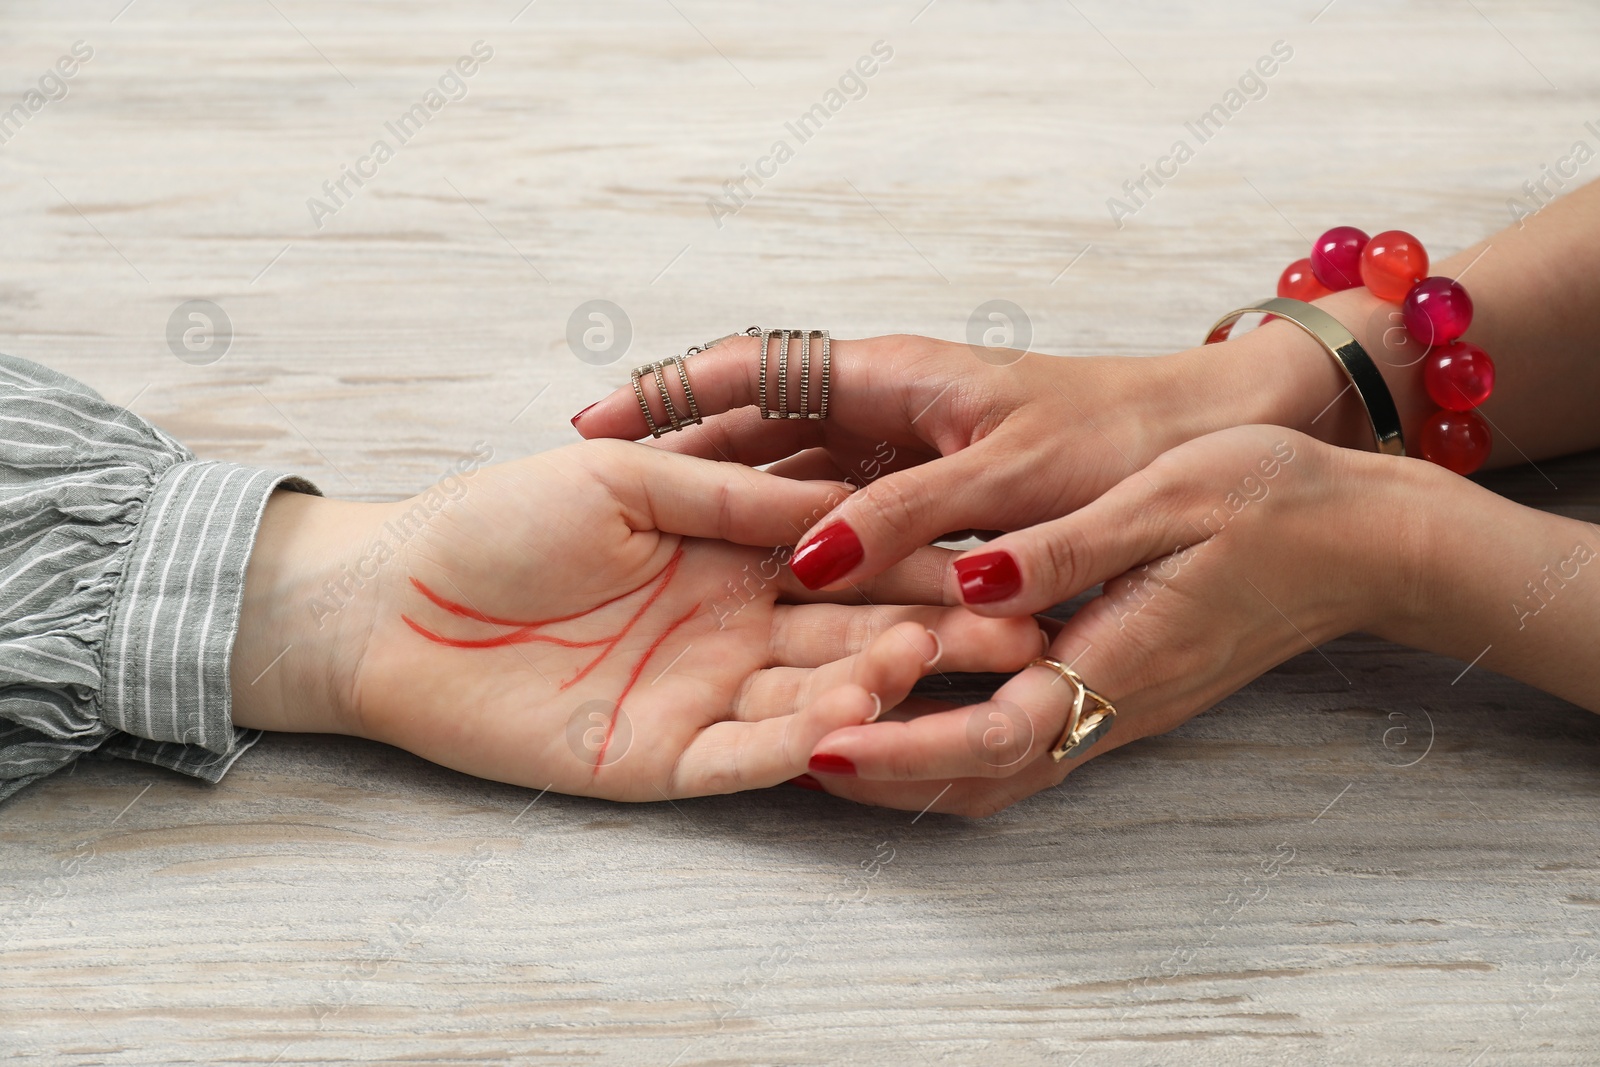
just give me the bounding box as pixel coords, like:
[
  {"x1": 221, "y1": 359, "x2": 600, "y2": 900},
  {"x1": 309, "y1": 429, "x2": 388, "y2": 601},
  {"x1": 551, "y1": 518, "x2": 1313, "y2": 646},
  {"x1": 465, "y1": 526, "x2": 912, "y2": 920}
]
[
  {"x1": 808, "y1": 752, "x2": 857, "y2": 776},
  {"x1": 790, "y1": 522, "x2": 863, "y2": 590},
  {"x1": 953, "y1": 550, "x2": 1021, "y2": 605},
  {"x1": 788, "y1": 774, "x2": 825, "y2": 792},
  {"x1": 569, "y1": 401, "x2": 599, "y2": 428}
]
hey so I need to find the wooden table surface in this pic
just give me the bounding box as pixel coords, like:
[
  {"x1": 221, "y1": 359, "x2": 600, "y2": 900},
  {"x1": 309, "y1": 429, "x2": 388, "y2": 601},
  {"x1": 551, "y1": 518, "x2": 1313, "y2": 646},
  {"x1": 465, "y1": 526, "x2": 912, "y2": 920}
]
[{"x1": 3, "y1": 2, "x2": 1598, "y2": 1063}]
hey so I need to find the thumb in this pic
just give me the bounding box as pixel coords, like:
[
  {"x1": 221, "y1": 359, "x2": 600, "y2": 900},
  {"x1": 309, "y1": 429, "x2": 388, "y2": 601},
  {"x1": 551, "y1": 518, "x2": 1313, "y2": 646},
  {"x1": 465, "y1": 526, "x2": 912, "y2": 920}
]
[
  {"x1": 945, "y1": 471, "x2": 1210, "y2": 616},
  {"x1": 588, "y1": 440, "x2": 855, "y2": 548},
  {"x1": 788, "y1": 448, "x2": 1007, "y2": 591}
]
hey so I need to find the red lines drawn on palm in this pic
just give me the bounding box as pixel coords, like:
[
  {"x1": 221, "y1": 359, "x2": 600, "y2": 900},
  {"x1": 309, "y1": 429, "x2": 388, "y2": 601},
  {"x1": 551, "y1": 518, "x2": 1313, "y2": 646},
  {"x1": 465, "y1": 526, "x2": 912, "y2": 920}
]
[{"x1": 401, "y1": 548, "x2": 701, "y2": 771}]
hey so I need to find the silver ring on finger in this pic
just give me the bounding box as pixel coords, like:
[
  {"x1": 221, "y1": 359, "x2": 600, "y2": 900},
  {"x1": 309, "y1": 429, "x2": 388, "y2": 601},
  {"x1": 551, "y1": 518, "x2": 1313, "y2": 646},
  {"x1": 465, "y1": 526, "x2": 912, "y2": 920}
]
[
  {"x1": 756, "y1": 328, "x2": 831, "y2": 421},
  {"x1": 629, "y1": 327, "x2": 759, "y2": 438}
]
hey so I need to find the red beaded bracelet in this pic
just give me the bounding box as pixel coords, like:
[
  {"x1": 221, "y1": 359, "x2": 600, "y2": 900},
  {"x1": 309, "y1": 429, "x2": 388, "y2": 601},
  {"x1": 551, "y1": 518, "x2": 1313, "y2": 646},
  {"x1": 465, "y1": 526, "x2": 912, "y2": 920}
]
[{"x1": 1276, "y1": 227, "x2": 1496, "y2": 475}]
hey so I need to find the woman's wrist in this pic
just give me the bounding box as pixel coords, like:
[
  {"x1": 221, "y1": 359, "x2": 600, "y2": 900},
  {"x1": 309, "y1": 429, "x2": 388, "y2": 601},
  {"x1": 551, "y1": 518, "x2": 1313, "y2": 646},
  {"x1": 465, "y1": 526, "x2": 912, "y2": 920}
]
[
  {"x1": 1367, "y1": 463, "x2": 1600, "y2": 712},
  {"x1": 230, "y1": 490, "x2": 376, "y2": 738},
  {"x1": 1165, "y1": 286, "x2": 1436, "y2": 456},
  {"x1": 1159, "y1": 323, "x2": 1364, "y2": 452}
]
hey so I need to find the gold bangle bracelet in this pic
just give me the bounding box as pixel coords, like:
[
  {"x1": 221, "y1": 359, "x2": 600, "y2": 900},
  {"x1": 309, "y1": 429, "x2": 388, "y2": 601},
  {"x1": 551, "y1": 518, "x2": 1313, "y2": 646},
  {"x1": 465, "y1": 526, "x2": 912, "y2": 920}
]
[{"x1": 1205, "y1": 297, "x2": 1406, "y2": 458}]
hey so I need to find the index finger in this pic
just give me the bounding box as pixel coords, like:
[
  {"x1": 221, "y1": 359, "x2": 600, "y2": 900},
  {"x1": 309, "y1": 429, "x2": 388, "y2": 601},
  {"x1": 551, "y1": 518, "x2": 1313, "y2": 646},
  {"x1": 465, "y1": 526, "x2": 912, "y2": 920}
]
[
  {"x1": 572, "y1": 331, "x2": 764, "y2": 440},
  {"x1": 585, "y1": 440, "x2": 855, "y2": 548},
  {"x1": 569, "y1": 333, "x2": 912, "y2": 442}
]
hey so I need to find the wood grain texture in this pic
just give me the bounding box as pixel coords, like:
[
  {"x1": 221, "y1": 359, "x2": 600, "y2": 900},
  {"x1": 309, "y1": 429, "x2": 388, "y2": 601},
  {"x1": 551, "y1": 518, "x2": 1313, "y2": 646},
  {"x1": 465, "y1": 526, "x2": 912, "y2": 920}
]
[{"x1": 2, "y1": 1, "x2": 1599, "y2": 1063}]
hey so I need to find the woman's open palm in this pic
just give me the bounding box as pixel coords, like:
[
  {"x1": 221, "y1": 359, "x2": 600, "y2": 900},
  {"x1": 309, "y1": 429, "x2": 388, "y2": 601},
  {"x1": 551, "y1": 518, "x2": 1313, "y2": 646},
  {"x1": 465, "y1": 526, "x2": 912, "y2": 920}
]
[{"x1": 348, "y1": 440, "x2": 1041, "y2": 801}]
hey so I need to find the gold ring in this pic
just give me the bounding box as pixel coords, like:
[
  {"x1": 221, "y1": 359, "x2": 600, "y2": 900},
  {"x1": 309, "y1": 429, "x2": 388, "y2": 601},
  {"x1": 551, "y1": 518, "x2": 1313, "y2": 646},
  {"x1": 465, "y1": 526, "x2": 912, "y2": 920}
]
[{"x1": 1029, "y1": 656, "x2": 1118, "y2": 762}]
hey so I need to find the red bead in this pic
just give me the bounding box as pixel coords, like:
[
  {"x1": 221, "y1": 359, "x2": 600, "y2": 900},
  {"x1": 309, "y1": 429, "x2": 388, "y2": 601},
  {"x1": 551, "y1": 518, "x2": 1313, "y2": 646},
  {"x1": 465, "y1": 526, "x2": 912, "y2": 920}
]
[
  {"x1": 1423, "y1": 341, "x2": 1496, "y2": 411},
  {"x1": 1419, "y1": 409, "x2": 1492, "y2": 475},
  {"x1": 1402, "y1": 276, "x2": 1473, "y2": 347},
  {"x1": 1359, "y1": 230, "x2": 1430, "y2": 302},
  {"x1": 1277, "y1": 257, "x2": 1333, "y2": 302},
  {"x1": 1310, "y1": 226, "x2": 1370, "y2": 291}
]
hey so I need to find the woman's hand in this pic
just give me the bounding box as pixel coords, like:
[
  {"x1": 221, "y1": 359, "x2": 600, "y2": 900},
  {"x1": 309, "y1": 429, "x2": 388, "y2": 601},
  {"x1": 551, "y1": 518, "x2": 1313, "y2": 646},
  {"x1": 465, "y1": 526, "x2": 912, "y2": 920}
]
[
  {"x1": 788, "y1": 427, "x2": 1429, "y2": 815},
  {"x1": 797, "y1": 425, "x2": 1600, "y2": 816},
  {"x1": 230, "y1": 440, "x2": 1043, "y2": 802},
  {"x1": 573, "y1": 181, "x2": 1600, "y2": 596},
  {"x1": 570, "y1": 329, "x2": 1371, "y2": 593}
]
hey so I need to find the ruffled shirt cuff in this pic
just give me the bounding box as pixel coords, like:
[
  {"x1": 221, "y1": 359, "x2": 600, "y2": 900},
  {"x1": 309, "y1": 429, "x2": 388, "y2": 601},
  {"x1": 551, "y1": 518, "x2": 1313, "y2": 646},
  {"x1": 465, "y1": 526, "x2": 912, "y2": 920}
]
[
  {"x1": 0, "y1": 353, "x2": 319, "y2": 802},
  {"x1": 97, "y1": 459, "x2": 319, "y2": 781}
]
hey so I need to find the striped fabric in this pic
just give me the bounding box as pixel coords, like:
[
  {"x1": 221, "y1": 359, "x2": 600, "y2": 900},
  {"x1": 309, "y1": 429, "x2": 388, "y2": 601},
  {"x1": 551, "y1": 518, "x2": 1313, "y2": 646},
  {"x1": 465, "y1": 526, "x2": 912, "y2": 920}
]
[{"x1": 0, "y1": 353, "x2": 318, "y2": 802}]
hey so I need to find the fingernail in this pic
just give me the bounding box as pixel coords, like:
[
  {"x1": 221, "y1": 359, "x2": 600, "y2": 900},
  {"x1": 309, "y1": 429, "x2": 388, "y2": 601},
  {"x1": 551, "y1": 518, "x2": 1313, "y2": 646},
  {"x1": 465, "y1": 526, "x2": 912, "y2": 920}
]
[
  {"x1": 925, "y1": 630, "x2": 943, "y2": 667},
  {"x1": 865, "y1": 692, "x2": 883, "y2": 723},
  {"x1": 953, "y1": 551, "x2": 1022, "y2": 605},
  {"x1": 808, "y1": 752, "x2": 857, "y2": 776},
  {"x1": 790, "y1": 521, "x2": 863, "y2": 590},
  {"x1": 569, "y1": 402, "x2": 599, "y2": 428},
  {"x1": 788, "y1": 774, "x2": 825, "y2": 792}
]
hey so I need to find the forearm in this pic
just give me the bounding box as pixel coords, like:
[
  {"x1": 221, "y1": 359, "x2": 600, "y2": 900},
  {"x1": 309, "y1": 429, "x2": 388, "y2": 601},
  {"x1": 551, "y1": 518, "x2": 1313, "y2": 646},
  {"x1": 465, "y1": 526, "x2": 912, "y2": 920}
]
[
  {"x1": 1376, "y1": 460, "x2": 1600, "y2": 713},
  {"x1": 1177, "y1": 176, "x2": 1600, "y2": 465},
  {"x1": 1420, "y1": 178, "x2": 1600, "y2": 462}
]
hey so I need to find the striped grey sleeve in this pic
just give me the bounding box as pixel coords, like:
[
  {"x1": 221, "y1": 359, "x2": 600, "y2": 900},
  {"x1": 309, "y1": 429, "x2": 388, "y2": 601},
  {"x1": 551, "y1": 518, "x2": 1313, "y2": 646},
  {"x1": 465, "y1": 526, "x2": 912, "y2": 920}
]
[{"x1": 0, "y1": 353, "x2": 320, "y2": 803}]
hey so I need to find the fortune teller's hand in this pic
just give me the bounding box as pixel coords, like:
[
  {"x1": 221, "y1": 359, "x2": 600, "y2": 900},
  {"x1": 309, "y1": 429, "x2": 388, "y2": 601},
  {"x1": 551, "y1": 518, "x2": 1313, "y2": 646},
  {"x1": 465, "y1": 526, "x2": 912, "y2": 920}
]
[
  {"x1": 790, "y1": 426, "x2": 1600, "y2": 816},
  {"x1": 229, "y1": 439, "x2": 1043, "y2": 801},
  {"x1": 569, "y1": 324, "x2": 1409, "y2": 592}
]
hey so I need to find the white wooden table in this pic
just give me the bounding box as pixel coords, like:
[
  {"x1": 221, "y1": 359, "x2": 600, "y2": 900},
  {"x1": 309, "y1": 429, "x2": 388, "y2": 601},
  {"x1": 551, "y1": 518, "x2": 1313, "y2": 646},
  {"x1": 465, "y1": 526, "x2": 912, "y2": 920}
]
[{"x1": 3, "y1": 2, "x2": 1598, "y2": 1063}]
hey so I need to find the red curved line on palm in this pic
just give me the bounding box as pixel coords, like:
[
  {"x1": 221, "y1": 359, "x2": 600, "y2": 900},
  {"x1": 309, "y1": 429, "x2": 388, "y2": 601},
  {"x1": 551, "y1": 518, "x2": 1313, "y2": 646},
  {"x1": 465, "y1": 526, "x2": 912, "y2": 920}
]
[
  {"x1": 558, "y1": 548, "x2": 684, "y2": 691},
  {"x1": 400, "y1": 616, "x2": 610, "y2": 649},
  {"x1": 405, "y1": 547, "x2": 685, "y2": 656},
  {"x1": 402, "y1": 546, "x2": 697, "y2": 767},
  {"x1": 409, "y1": 564, "x2": 668, "y2": 629},
  {"x1": 591, "y1": 600, "x2": 703, "y2": 775}
]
